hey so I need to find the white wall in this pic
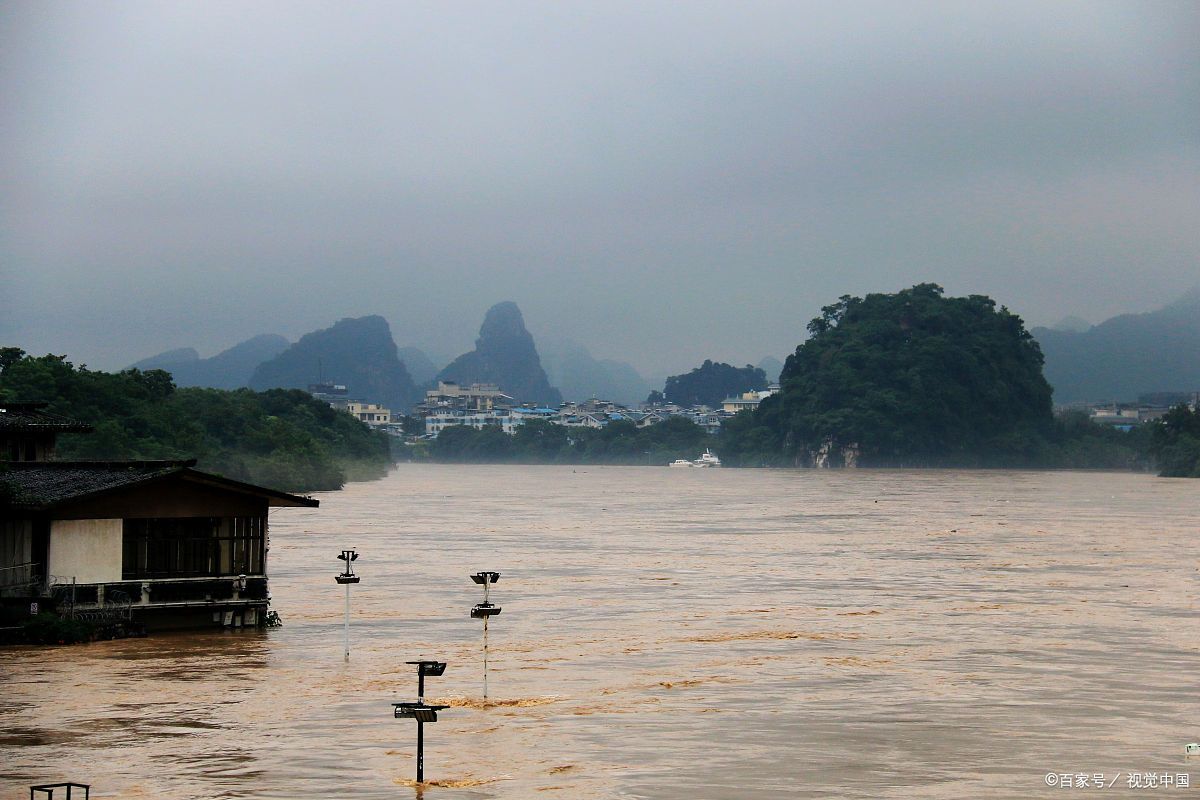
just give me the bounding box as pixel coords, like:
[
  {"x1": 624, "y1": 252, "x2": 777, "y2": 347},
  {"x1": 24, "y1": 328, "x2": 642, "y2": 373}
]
[{"x1": 48, "y1": 519, "x2": 123, "y2": 583}]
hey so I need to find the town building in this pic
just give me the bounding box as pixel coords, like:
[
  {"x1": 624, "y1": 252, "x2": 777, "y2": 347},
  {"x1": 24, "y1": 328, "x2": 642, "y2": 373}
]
[
  {"x1": 345, "y1": 401, "x2": 392, "y2": 426},
  {"x1": 424, "y1": 408, "x2": 519, "y2": 437},
  {"x1": 689, "y1": 410, "x2": 729, "y2": 435},
  {"x1": 412, "y1": 384, "x2": 749, "y2": 439},
  {"x1": 308, "y1": 381, "x2": 349, "y2": 405},
  {"x1": 510, "y1": 407, "x2": 558, "y2": 423},
  {"x1": 417, "y1": 382, "x2": 514, "y2": 415},
  {"x1": 415, "y1": 382, "x2": 519, "y2": 438},
  {"x1": 721, "y1": 384, "x2": 781, "y2": 414}
]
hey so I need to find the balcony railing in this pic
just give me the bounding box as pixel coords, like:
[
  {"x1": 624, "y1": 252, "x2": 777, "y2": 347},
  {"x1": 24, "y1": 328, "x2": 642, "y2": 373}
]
[{"x1": 42, "y1": 575, "x2": 268, "y2": 609}]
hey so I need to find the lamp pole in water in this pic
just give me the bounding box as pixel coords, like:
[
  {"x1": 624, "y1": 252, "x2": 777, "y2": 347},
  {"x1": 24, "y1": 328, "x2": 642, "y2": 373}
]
[
  {"x1": 334, "y1": 549, "x2": 360, "y2": 660},
  {"x1": 469, "y1": 571, "x2": 502, "y2": 699},
  {"x1": 394, "y1": 660, "x2": 448, "y2": 783}
]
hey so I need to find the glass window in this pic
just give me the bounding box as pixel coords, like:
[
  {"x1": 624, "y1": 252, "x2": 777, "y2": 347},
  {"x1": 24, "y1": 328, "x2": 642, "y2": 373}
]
[{"x1": 122, "y1": 516, "x2": 265, "y2": 579}]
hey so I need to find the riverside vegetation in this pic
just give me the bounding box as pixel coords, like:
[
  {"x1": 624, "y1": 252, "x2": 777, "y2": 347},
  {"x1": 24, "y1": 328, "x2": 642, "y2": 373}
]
[
  {"x1": 428, "y1": 285, "x2": 1185, "y2": 473},
  {"x1": 0, "y1": 349, "x2": 391, "y2": 492},
  {"x1": 1149, "y1": 403, "x2": 1200, "y2": 477}
]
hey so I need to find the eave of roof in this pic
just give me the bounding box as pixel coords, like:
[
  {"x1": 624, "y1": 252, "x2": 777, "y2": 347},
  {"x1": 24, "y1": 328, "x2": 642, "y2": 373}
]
[
  {"x1": 0, "y1": 460, "x2": 319, "y2": 511},
  {"x1": 177, "y1": 469, "x2": 319, "y2": 508},
  {"x1": 0, "y1": 402, "x2": 94, "y2": 433}
]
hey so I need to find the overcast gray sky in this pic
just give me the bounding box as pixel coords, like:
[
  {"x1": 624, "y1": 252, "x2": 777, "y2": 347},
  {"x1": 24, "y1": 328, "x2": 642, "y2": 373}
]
[{"x1": 2, "y1": 1, "x2": 1197, "y2": 377}]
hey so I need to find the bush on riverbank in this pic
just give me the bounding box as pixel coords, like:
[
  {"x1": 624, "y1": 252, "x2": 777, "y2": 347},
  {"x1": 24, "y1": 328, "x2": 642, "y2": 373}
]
[
  {"x1": 1148, "y1": 404, "x2": 1200, "y2": 477},
  {"x1": 22, "y1": 613, "x2": 96, "y2": 645}
]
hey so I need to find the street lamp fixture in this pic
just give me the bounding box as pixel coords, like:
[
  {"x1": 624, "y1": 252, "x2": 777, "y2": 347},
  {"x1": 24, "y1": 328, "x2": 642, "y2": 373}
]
[
  {"x1": 393, "y1": 660, "x2": 450, "y2": 783},
  {"x1": 394, "y1": 702, "x2": 447, "y2": 724},
  {"x1": 334, "y1": 548, "x2": 359, "y2": 660},
  {"x1": 335, "y1": 549, "x2": 360, "y2": 583},
  {"x1": 406, "y1": 659, "x2": 447, "y2": 698},
  {"x1": 470, "y1": 602, "x2": 501, "y2": 618},
  {"x1": 470, "y1": 571, "x2": 500, "y2": 586},
  {"x1": 469, "y1": 571, "x2": 502, "y2": 698}
]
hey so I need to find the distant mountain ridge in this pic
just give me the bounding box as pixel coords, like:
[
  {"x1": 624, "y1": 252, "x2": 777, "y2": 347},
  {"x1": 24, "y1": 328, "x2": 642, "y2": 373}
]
[
  {"x1": 130, "y1": 334, "x2": 290, "y2": 389},
  {"x1": 757, "y1": 356, "x2": 783, "y2": 384},
  {"x1": 131, "y1": 347, "x2": 199, "y2": 368},
  {"x1": 1032, "y1": 290, "x2": 1200, "y2": 404},
  {"x1": 438, "y1": 302, "x2": 562, "y2": 406},
  {"x1": 541, "y1": 342, "x2": 649, "y2": 405},
  {"x1": 249, "y1": 316, "x2": 419, "y2": 411},
  {"x1": 397, "y1": 346, "x2": 440, "y2": 386}
]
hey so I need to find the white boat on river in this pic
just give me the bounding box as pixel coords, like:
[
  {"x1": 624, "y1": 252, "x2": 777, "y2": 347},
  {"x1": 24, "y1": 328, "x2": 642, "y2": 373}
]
[{"x1": 669, "y1": 449, "x2": 722, "y2": 467}]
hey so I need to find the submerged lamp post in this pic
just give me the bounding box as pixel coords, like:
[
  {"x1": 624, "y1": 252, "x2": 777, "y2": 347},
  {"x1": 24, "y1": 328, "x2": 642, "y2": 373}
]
[
  {"x1": 469, "y1": 571, "x2": 502, "y2": 699},
  {"x1": 334, "y1": 548, "x2": 360, "y2": 660},
  {"x1": 394, "y1": 660, "x2": 449, "y2": 783}
]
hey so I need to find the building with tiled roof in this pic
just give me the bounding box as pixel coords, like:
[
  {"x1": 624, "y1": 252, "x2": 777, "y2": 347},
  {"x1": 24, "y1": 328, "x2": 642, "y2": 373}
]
[
  {"x1": 0, "y1": 404, "x2": 317, "y2": 632},
  {"x1": 0, "y1": 402, "x2": 93, "y2": 462}
]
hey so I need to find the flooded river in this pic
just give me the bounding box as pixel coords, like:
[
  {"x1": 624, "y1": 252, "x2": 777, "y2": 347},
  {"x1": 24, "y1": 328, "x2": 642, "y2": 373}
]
[{"x1": 2, "y1": 465, "x2": 1197, "y2": 798}]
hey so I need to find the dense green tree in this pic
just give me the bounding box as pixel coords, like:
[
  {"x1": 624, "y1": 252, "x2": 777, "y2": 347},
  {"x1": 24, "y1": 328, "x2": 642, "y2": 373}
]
[
  {"x1": 660, "y1": 361, "x2": 767, "y2": 408},
  {"x1": 1044, "y1": 410, "x2": 1151, "y2": 471},
  {"x1": 399, "y1": 414, "x2": 426, "y2": 436},
  {"x1": 1148, "y1": 404, "x2": 1200, "y2": 477},
  {"x1": 0, "y1": 347, "x2": 26, "y2": 373},
  {"x1": 511, "y1": 418, "x2": 573, "y2": 461},
  {"x1": 739, "y1": 284, "x2": 1056, "y2": 466},
  {"x1": 717, "y1": 410, "x2": 784, "y2": 466},
  {"x1": 431, "y1": 424, "x2": 516, "y2": 462}
]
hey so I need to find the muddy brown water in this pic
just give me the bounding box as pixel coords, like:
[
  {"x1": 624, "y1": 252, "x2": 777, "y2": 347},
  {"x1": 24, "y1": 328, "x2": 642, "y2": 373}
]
[{"x1": 2, "y1": 465, "x2": 1197, "y2": 798}]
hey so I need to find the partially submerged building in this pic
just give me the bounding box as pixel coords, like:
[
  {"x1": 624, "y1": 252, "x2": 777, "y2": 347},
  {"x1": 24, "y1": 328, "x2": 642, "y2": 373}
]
[{"x1": 1, "y1": 403, "x2": 317, "y2": 631}]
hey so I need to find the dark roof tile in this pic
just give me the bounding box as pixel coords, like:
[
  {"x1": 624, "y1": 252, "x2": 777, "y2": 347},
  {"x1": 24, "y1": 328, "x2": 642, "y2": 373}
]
[
  {"x1": 0, "y1": 403, "x2": 93, "y2": 433},
  {"x1": 1, "y1": 461, "x2": 193, "y2": 508},
  {"x1": 0, "y1": 460, "x2": 318, "y2": 510}
]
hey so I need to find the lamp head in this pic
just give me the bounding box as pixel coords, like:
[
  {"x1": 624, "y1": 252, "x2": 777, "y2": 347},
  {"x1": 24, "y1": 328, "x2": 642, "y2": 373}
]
[
  {"x1": 406, "y1": 660, "x2": 448, "y2": 676},
  {"x1": 470, "y1": 602, "x2": 502, "y2": 618}
]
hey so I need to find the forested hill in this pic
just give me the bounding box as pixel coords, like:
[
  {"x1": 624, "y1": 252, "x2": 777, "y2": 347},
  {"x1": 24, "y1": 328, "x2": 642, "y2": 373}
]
[
  {"x1": 541, "y1": 342, "x2": 650, "y2": 406},
  {"x1": 249, "y1": 315, "x2": 419, "y2": 412},
  {"x1": 438, "y1": 302, "x2": 562, "y2": 406},
  {"x1": 0, "y1": 349, "x2": 392, "y2": 492},
  {"x1": 655, "y1": 360, "x2": 767, "y2": 407},
  {"x1": 722, "y1": 284, "x2": 1057, "y2": 467}
]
